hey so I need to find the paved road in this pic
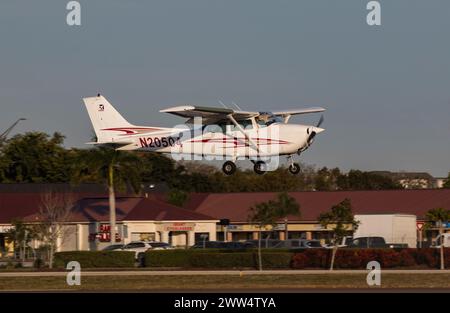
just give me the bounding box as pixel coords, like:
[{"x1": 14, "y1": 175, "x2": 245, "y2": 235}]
[{"x1": 1, "y1": 269, "x2": 449, "y2": 277}]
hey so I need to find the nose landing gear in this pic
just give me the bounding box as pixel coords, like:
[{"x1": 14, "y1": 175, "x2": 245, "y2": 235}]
[
  {"x1": 287, "y1": 155, "x2": 301, "y2": 175},
  {"x1": 288, "y1": 163, "x2": 301, "y2": 174}
]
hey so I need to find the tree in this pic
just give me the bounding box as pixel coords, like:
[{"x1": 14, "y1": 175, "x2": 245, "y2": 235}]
[
  {"x1": 167, "y1": 189, "x2": 189, "y2": 207},
  {"x1": 249, "y1": 192, "x2": 300, "y2": 271},
  {"x1": 72, "y1": 147, "x2": 142, "y2": 244},
  {"x1": 443, "y1": 172, "x2": 450, "y2": 189},
  {"x1": 425, "y1": 207, "x2": 450, "y2": 270},
  {"x1": 337, "y1": 170, "x2": 402, "y2": 190},
  {"x1": 318, "y1": 199, "x2": 359, "y2": 270},
  {"x1": 5, "y1": 220, "x2": 35, "y2": 262},
  {"x1": 33, "y1": 191, "x2": 74, "y2": 268},
  {"x1": 0, "y1": 132, "x2": 70, "y2": 183}
]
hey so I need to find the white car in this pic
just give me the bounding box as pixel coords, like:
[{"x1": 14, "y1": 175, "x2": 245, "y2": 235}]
[{"x1": 121, "y1": 241, "x2": 172, "y2": 258}]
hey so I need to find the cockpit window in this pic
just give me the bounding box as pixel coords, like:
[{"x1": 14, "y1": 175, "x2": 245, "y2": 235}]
[
  {"x1": 204, "y1": 120, "x2": 253, "y2": 134},
  {"x1": 257, "y1": 112, "x2": 282, "y2": 127}
]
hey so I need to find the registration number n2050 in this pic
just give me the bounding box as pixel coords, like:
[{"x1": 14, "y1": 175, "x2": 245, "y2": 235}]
[{"x1": 139, "y1": 137, "x2": 180, "y2": 148}]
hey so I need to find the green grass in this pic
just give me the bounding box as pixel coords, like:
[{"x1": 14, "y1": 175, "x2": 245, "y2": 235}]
[{"x1": 0, "y1": 274, "x2": 449, "y2": 291}]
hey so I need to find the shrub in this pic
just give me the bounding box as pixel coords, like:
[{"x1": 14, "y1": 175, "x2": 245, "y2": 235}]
[
  {"x1": 291, "y1": 253, "x2": 309, "y2": 269},
  {"x1": 302, "y1": 249, "x2": 330, "y2": 268},
  {"x1": 145, "y1": 250, "x2": 195, "y2": 267},
  {"x1": 14, "y1": 262, "x2": 23, "y2": 268},
  {"x1": 145, "y1": 250, "x2": 293, "y2": 269},
  {"x1": 33, "y1": 258, "x2": 44, "y2": 269},
  {"x1": 190, "y1": 253, "x2": 255, "y2": 268},
  {"x1": 378, "y1": 249, "x2": 402, "y2": 268},
  {"x1": 445, "y1": 248, "x2": 450, "y2": 268},
  {"x1": 260, "y1": 253, "x2": 293, "y2": 268},
  {"x1": 334, "y1": 250, "x2": 363, "y2": 269},
  {"x1": 414, "y1": 249, "x2": 438, "y2": 268},
  {"x1": 54, "y1": 251, "x2": 135, "y2": 268},
  {"x1": 399, "y1": 249, "x2": 416, "y2": 267}
]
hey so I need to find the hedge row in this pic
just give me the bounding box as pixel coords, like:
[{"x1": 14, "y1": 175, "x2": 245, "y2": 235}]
[
  {"x1": 53, "y1": 248, "x2": 450, "y2": 269},
  {"x1": 54, "y1": 251, "x2": 135, "y2": 268},
  {"x1": 291, "y1": 248, "x2": 450, "y2": 269},
  {"x1": 144, "y1": 249, "x2": 293, "y2": 269}
]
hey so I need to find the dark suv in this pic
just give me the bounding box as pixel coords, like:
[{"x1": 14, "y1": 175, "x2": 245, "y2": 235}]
[{"x1": 346, "y1": 237, "x2": 388, "y2": 248}]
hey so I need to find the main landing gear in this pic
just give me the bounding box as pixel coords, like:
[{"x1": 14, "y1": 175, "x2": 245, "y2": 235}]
[
  {"x1": 221, "y1": 157, "x2": 301, "y2": 175},
  {"x1": 222, "y1": 161, "x2": 236, "y2": 175},
  {"x1": 253, "y1": 161, "x2": 267, "y2": 175}
]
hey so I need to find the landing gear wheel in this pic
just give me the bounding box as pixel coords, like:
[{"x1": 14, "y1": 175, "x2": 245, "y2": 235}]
[
  {"x1": 222, "y1": 161, "x2": 236, "y2": 175},
  {"x1": 288, "y1": 163, "x2": 301, "y2": 175},
  {"x1": 254, "y1": 161, "x2": 267, "y2": 175}
]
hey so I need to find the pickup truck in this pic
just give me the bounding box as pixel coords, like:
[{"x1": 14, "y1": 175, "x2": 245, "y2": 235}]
[{"x1": 346, "y1": 236, "x2": 408, "y2": 249}]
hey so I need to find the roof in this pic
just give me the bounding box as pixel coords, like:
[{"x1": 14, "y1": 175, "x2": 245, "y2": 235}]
[
  {"x1": 21, "y1": 196, "x2": 216, "y2": 223},
  {"x1": 185, "y1": 189, "x2": 450, "y2": 222},
  {"x1": 2, "y1": 188, "x2": 450, "y2": 224},
  {"x1": 0, "y1": 192, "x2": 106, "y2": 224},
  {"x1": 0, "y1": 183, "x2": 108, "y2": 193},
  {"x1": 124, "y1": 197, "x2": 216, "y2": 221}
]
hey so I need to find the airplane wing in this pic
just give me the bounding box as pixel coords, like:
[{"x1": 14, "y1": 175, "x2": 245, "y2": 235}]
[
  {"x1": 161, "y1": 105, "x2": 261, "y2": 150},
  {"x1": 272, "y1": 107, "x2": 326, "y2": 117},
  {"x1": 160, "y1": 105, "x2": 259, "y2": 123}
]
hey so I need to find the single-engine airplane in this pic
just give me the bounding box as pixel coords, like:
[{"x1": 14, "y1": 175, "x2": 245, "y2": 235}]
[{"x1": 83, "y1": 94, "x2": 325, "y2": 175}]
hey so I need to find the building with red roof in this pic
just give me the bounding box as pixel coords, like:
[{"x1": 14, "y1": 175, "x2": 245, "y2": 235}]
[{"x1": 1, "y1": 185, "x2": 449, "y2": 251}]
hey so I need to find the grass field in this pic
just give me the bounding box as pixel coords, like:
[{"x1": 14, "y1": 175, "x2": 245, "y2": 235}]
[{"x1": 0, "y1": 273, "x2": 449, "y2": 291}]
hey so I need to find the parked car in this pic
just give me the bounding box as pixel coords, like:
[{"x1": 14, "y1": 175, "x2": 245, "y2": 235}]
[
  {"x1": 245, "y1": 239, "x2": 323, "y2": 249},
  {"x1": 102, "y1": 244, "x2": 124, "y2": 251},
  {"x1": 190, "y1": 241, "x2": 255, "y2": 249},
  {"x1": 324, "y1": 236, "x2": 353, "y2": 249},
  {"x1": 345, "y1": 236, "x2": 407, "y2": 249},
  {"x1": 121, "y1": 241, "x2": 172, "y2": 258},
  {"x1": 346, "y1": 237, "x2": 387, "y2": 248}
]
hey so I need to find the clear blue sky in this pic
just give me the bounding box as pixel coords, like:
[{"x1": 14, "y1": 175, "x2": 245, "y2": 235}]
[{"x1": 0, "y1": 1, "x2": 449, "y2": 176}]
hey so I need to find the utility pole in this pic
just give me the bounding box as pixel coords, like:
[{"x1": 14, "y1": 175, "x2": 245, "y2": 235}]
[{"x1": 0, "y1": 118, "x2": 26, "y2": 145}]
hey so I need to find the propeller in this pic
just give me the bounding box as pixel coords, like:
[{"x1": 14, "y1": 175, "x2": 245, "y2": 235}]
[
  {"x1": 316, "y1": 114, "x2": 324, "y2": 128},
  {"x1": 306, "y1": 114, "x2": 324, "y2": 145}
]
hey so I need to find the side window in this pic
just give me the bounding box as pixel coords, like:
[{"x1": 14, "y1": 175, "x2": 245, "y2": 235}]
[
  {"x1": 240, "y1": 120, "x2": 253, "y2": 130},
  {"x1": 291, "y1": 241, "x2": 300, "y2": 247},
  {"x1": 204, "y1": 124, "x2": 222, "y2": 133},
  {"x1": 257, "y1": 120, "x2": 267, "y2": 128}
]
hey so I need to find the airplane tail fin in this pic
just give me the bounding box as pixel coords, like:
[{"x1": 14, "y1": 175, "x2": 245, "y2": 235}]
[{"x1": 82, "y1": 95, "x2": 135, "y2": 143}]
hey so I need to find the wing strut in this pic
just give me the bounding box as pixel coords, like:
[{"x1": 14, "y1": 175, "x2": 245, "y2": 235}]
[{"x1": 227, "y1": 114, "x2": 259, "y2": 152}]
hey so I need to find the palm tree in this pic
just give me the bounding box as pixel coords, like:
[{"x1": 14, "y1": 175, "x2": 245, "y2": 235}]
[
  {"x1": 249, "y1": 192, "x2": 300, "y2": 271},
  {"x1": 425, "y1": 207, "x2": 450, "y2": 270},
  {"x1": 72, "y1": 147, "x2": 142, "y2": 244}
]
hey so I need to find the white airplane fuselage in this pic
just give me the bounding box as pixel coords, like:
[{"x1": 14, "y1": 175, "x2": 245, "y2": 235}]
[
  {"x1": 83, "y1": 95, "x2": 325, "y2": 174},
  {"x1": 105, "y1": 122, "x2": 320, "y2": 159}
]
